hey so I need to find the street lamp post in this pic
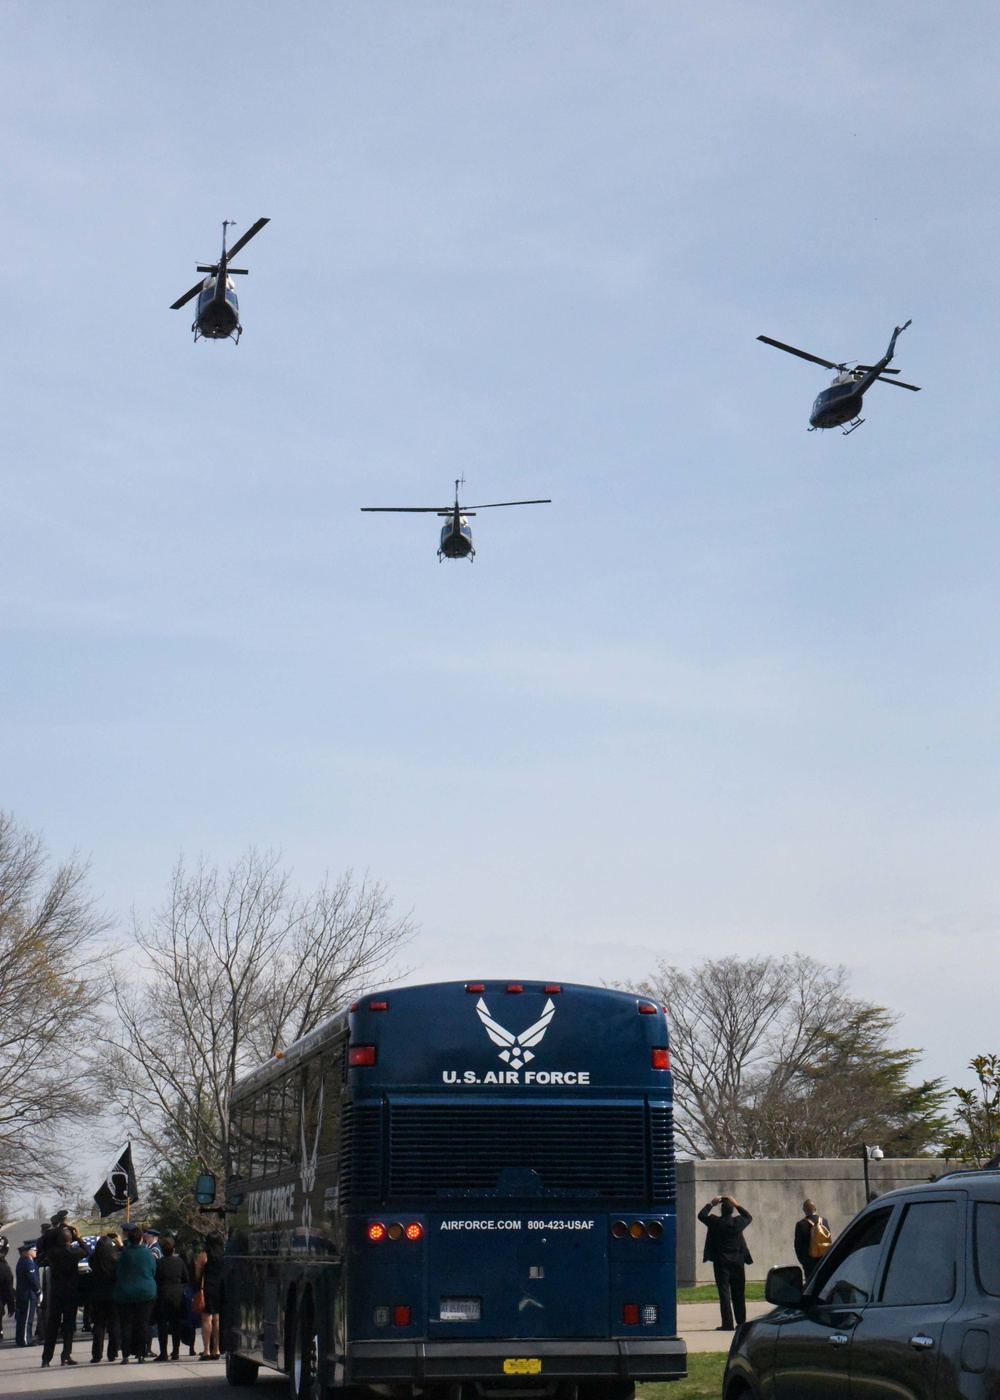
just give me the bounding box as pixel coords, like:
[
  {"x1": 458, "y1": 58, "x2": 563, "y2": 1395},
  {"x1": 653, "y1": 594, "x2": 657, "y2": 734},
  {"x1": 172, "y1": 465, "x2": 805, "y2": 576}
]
[{"x1": 861, "y1": 1144, "x2": 884, "y2": 1202}]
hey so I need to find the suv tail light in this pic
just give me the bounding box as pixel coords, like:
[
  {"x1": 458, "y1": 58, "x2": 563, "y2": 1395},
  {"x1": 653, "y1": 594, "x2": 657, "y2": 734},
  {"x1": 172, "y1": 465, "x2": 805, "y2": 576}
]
[
  {"x1": 349, "y1": 1045, "x2": 377, "y2": 1067},
  {"x1": 651, "y1": 1048, "x2": 670, "y2": 1070}
]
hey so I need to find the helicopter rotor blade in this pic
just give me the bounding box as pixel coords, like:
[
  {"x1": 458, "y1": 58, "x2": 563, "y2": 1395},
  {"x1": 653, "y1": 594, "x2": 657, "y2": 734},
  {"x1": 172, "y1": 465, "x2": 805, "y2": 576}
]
[
  {"x1": 757, "y1": 335, "x2": 842, "y2": 371},
  {"x1": 464, "y1": 499, "x2": 552, "y2": 509},
  {"x1": 170, "y1": 281, "x2": 204, "y2": 310},
  {"x1": 857, "y1": 364, "x2": 899, "y2": 373},
  {"x1": 360, "y1": 506, "x2": 450, "y2": 513},
  {"x1": 224, "y1": 217, "x2": 270, "y2": 261},
  {"x1": 875, "y1": 375, "x2": 921, "y2": 391}
]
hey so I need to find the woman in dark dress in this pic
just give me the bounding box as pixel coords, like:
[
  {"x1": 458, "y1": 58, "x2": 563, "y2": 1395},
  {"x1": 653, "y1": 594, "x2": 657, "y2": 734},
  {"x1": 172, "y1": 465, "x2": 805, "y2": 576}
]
[
  {"x1": 154, "y1": 1238, "x2": 189, "y2": 1361},
  {"x1": 194, "y1": 1233, "x2": 224, "y2": 1361}
]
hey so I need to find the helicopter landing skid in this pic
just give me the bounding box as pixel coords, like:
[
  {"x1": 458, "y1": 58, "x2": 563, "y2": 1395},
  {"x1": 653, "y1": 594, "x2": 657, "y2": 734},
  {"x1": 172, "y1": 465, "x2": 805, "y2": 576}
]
[
  {"x1": 841, "y1": 416, "x2": 865, "y2": 435},
  {"x1": 191, "y1": 324, "x2": 242, "y2": 345}
]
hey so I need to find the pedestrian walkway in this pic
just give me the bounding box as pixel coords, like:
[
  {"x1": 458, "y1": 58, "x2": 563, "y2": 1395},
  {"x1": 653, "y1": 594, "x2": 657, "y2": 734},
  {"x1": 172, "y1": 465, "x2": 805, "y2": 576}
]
[
  {"x1": 677, "y1": 1299, "x2": 772, "y2": 1352},
  {"x1": 0, "y1": 1335, "x2": 283, "y2": 1398}
]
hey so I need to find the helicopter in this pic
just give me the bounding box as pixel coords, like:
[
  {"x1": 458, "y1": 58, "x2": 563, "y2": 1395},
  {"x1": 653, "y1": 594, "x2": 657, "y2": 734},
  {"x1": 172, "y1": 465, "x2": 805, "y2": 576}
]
[
  {"x1": 170, "y1": 218, "x2": 270, "y2": 343},
  {"x1": 361, "y1": 479, "x2": 551, "y2": 561},
  {"x1": 757, "y1": 319, "x2": 920, "y2": 434}
]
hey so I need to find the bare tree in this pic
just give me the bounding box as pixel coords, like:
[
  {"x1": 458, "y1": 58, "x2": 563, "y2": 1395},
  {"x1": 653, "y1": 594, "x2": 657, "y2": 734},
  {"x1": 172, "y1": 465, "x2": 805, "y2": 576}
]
[
  {"x1": 98, "y1": 850, "x2": 414, "y2": 1178},
  {"x1": 638, "y1": 954, "x2": 946, "y2": 1159},
  {"x1": 0, "y1": 812, "x2": 108, "y2": 1192}
]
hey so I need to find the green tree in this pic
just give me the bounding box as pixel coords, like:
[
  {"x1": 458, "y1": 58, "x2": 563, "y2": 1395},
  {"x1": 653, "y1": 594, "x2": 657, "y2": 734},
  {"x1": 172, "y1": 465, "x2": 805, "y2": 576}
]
[
  {"x1": 143, "y1": 1150, "x2": 209, "y2": 1252},
  {"x1": 941, "y1": 1055, "x2": 1000, "y2": 1166},
  {"x1": 743, "y1": 1007, "x2": 949, "y2": 1158}
]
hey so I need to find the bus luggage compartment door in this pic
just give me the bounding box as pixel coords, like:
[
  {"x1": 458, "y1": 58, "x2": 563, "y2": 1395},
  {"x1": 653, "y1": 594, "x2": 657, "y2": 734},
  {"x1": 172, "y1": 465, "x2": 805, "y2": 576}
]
[{"x1": 428, "y1": 1217, "x2": 608, "y2": 1339}]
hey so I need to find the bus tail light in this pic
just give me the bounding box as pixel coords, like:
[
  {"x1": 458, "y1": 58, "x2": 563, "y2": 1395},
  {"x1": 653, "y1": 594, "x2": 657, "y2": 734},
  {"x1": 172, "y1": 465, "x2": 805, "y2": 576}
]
[
  {"x1": 629, "y1": 1221, "x2": 645, "y2": 1239},
  {"x1": 651, "y1": 1048, "x2": 670, "y2": 1070},
  {"x1": 611, "y1": 1220, "x2": 627, "y2": 1238},
  {"x1": 368, "y1": 1223, "x2": 386, "y2": 1242},
  {"x1": 406, "y1": 1222, "x2": 423, "y2": 1240},
  {"x1": 387, "y1": 1223, "x2": 404, "y2": 1241},
  {"x1": 622, "y1": 1304, "x2": 640, "y2": 1325},
  {"x1": 638, "y1": 1002, "x2": 657, "y2": 1014},
  {"x1": 350, "y1": 1045, "x2": 377, "y2": 1067},
  {"x1": 647, "y1": 1221, "x2": 663, "y2": 1239},
  {"x1": 393, "y1": 1305, "x2": 411, "y2": 1327}
]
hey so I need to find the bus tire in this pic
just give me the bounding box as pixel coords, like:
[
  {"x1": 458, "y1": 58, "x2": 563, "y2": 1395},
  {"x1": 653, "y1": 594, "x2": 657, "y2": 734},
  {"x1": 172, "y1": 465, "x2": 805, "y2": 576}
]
[
  {"x1": 226, "y1": 1353, "x2": 260, "y2": 1386},
  {"x1": 292, "y1": 1297, "x2": 323, "y2": 1400}
]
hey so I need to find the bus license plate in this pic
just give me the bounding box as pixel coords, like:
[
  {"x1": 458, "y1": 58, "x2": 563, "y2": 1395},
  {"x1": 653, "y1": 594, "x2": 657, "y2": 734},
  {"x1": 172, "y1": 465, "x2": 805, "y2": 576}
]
[
  {"x1": 440, "y1": 1297, "x2": 481, "y2": 1321},
  {"x1": 504, "y1": 1360, "x2": 542, "y2": 1375}
]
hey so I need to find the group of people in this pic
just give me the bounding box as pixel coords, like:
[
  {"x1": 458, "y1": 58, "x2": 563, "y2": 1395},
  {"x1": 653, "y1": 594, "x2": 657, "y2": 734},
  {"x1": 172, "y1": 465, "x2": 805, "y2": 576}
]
[
  {"x1": 698, "y1": 1194, "x2": 831, "y2": 1330},
  {"x1": 0, "y1": 1212, "x2": 225, "y2": 1368}
]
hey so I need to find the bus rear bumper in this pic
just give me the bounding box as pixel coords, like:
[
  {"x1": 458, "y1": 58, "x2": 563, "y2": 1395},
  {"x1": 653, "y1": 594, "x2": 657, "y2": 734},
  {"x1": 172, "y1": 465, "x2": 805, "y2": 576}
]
[{"x1": 347, "y1": 1338, "x2": 687, "y2": 1384}]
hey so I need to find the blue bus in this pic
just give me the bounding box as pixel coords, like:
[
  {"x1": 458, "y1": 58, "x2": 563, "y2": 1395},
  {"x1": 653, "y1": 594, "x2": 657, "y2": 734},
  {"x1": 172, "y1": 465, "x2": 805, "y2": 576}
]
[{"x1": 220, "y1": 980, "x2": 685, "y2": 1399}]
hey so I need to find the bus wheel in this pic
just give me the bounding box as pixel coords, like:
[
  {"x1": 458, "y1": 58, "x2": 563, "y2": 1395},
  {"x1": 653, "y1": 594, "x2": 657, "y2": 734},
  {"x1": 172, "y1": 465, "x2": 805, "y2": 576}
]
[
  {"x1": 226, "y1": 1353, "x2": 260, "y2": 1386},
  {"x1": 292, "y1": 1299, "x2": 323, "y2": 1400}
]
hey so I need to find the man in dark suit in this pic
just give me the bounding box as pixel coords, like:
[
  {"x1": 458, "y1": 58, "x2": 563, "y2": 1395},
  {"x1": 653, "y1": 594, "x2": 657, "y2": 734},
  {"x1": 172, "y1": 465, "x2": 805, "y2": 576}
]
[{"x1": 697, "y1": 1194, "x2": 753, "y2": 1330}]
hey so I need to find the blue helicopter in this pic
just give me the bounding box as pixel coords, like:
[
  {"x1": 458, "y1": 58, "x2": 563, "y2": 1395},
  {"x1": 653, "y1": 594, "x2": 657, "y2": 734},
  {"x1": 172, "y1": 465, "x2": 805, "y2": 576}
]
[
  {"x1": 362, "y1": 479, "x2": 551, "y2": 561},
  {"x1": 758, "y1": 319, "x2": 920, "y2": 434},
  {"x1": 170, "y1": 218, "x2": 270, "y2": 343}
]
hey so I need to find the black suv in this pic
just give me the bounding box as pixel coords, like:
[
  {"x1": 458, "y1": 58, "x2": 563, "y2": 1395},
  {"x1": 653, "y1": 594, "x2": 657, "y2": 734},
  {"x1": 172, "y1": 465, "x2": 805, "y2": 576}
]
[{"x1": 724, "y1": 1169, "x2": 1000, "y2": 1399}]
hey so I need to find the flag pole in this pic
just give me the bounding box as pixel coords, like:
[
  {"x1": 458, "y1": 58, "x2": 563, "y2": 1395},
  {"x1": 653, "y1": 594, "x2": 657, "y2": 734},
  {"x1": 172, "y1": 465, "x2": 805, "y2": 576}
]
[{"x1": 125, "y1": 1135, "x2": 131, "y2": 1223}]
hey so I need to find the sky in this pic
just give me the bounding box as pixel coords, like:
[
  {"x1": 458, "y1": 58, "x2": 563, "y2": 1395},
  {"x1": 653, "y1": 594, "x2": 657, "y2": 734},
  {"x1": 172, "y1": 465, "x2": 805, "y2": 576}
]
[{"x1": 1, "y1": 2, "x2": 999, "y2": 1196}]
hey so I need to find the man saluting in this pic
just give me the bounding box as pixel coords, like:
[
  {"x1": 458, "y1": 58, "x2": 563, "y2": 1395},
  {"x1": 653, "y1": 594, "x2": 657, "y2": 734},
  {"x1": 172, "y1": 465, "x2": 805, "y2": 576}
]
[{"x1": 697, "y1": 1194, "x2": 754, "y2": 1331}]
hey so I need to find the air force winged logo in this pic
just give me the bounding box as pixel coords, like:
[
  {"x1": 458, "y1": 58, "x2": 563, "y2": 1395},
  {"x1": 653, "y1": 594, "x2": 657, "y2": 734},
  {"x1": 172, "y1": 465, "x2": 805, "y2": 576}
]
[
  {"x1": 476, "y1": 996, "x2": 556, "y2": 1071},
  {"x1": 300, "y1": 1081, "x2": 324, "y2": 1243}
]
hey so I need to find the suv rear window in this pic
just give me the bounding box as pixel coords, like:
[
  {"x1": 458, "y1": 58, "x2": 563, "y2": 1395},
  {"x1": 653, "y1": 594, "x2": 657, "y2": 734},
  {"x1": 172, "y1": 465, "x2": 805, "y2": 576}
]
[
  {"x1": 880, "y1": 1200, "x2": 958, "y2": 1305},
  {"x1": 975, "y1": 1202, "x2": 1000, "y2": 1296}
]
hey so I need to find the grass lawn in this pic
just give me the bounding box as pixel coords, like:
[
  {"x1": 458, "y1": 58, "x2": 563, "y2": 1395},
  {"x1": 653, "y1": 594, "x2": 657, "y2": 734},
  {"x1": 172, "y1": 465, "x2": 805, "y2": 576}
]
[
  {"x1": 676, "y1": 1282, "x2": 766, "y2": 1304},
  {"x1": 639, "y1": 1354, "x2": 727, "y2": 1400}
]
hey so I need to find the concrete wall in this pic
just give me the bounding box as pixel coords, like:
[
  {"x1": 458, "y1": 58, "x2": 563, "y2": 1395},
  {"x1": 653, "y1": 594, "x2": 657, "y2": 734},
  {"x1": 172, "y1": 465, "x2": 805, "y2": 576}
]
[{"x1": 675, "y1": 1158, "x2": 947, "y2": 1287}]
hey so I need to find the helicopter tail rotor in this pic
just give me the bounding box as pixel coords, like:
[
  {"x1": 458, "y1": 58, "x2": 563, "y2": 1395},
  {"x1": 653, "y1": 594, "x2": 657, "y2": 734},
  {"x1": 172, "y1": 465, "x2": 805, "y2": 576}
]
[{"x1": 883, "y1": 318, "x2": 912, "y2": 363}]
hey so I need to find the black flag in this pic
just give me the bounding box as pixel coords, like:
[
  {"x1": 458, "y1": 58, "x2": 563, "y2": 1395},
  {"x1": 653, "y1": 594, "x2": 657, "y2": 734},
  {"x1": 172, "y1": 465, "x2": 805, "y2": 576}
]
[{"x1": 94, "y1": 1143, "x2": 139, "y2": 1217}]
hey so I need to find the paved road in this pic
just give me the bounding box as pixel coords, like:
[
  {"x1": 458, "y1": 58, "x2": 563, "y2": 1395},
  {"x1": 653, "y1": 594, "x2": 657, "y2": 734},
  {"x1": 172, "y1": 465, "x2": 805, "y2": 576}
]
[
  {"x1": 0, "y1": 1302, "x2": 772, "y2": 1393},
  {"x1": 2, "y1": 1219, "x2": 46, "y2": 1248}
]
